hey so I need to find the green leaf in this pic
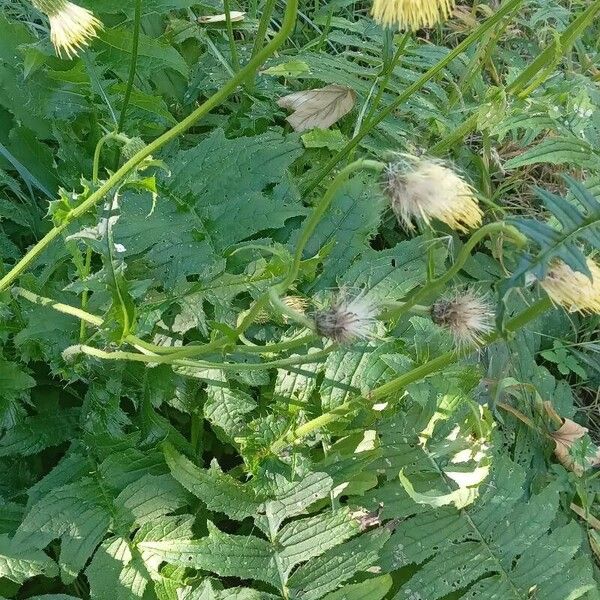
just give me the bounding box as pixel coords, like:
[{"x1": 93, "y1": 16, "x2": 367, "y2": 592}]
[
  {"x1": 287, "y1": 529, "x2": 391, "y2": 600},
  {"x1": 504, "y1": 137, "x2": 600, "y2": 170},
  {"x1": 14, "y1": 478, "x2": 112, "y2": 581},
  {"x1": 321, "y1": 574, "x2": 392, "y2": 600},
  {"x1": 114, "y1": 473, "x2": 189, "y2": 528},
  {"x1": 500, "y1": 176, "x2": 600, "y2": 312},
  {"x1": 86, "y1": 536, "x2": 150, "y2": 600},
  {"x1": 263, "y1": 60, "x2": 311, "y2": 78},
  {"x1": 164, "y1": 443, "x2": 262, "y2": 520},
  {"x1": 204, "y1": 382, "x2": 257, "y2": 442},
  {"x1": 114, "y1": 129, "x2": 303, "y2": 286},
  {"x1": 0, "y1": 408, "x2": 79, "y2": 457},
  {"x1": 299, "y1": 174, "x2": 385, "y2": 288},
  {"x1": 277, "y1": 508, "x2": 359, "y2": 572},
  {"x1": 97, "y1": 28, "x2": 189, "y2": 77},
  {"x1": 399, "y1": 469, "x2": 479, "y2": 510},
  {"x1": 0, "y1": 534, "x2": 57, "y2": 584},
  {"x1": 138, "y1": 522, "x2": 280, "y2": 589},
  {"x1": 260, "y1": 471, "x2": 334, "y2": 534}
]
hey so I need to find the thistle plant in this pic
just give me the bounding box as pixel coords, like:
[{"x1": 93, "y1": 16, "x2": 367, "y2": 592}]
[{"x1": 2, "y1": 1, "x2": 600, "y2": 599}]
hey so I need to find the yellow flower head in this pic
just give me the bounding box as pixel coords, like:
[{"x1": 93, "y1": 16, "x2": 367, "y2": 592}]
[
  {"x1": 372, "y1": 0, "x2": 456, "y2": 31},
  {"x1": 32, "y1": 0, "x2": 102, "y2": 59},
  {"x1": 385, "y1": 158, "x2": 483, "y2": 233},
  {"x1": 540, "y1": 258, "x2": 600, "y2": 314}
]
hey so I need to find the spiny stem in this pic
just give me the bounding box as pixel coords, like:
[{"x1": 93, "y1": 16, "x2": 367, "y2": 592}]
[
  {"x1": 270, "y1": 296, "x2": 553, "y2": 453},
  {"x1": 66, "y1": 343, "x2": 334, "y2": 371},
  {"x1": 0, "y1": 0, "x2": 299, "y2": 294},
  {"x1": 118, "y1": 0, "x2": 142, "y2": 132},
  {"x1": 13, "y1": 286, "x2": 319, "y2": 358},
  {"x1": 381, "y1": 222, "x2": 527, "y2": 322},
  {"x1": 301, "y1": 0, "x2": 525, "y2": 197}
]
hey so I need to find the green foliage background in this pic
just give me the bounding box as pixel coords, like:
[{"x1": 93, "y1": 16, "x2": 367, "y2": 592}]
[{"x1": 0, "y1": 1, "x2": 599, "y2": 599}]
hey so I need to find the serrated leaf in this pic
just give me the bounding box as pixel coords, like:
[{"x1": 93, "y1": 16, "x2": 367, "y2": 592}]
[
  {"x1": 504, "y1": 137, "x2": 600, "y2": 169},
  {"x1": 0, "y1": 534, "x2": 57, "y2": 584},
  {"x1": 138, "y1": 522, "x2": 280, "y2": 589},
  {"x1": 14, "y1": 478, "x2": 112, "y2": 581},
  {"x1": 114, "y1": 473, "x2": 189, "y2": 528},
  {"x1": 86, "y1": 536, "x2": 150, "y2": 600},
  {"x1": 287, "y1": 529, "x2": 391, "y2": 600},
  {"x1": 0, "y1": 408, "x2": 79, "y2": 457},
  {"x1": 322, "y1": 574, "x2": 392, "y2": 600},
  {"x1": 164, "y1": 444, "x2": 262, "y2": 520}
]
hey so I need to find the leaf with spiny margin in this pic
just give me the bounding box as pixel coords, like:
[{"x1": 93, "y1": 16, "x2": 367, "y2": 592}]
[
  {"x1": 258, "y1": 471, "x2": 333, "y2": 534},
  {"x1": 273, "y1": 360, "x2": 320, "y2": 407},
  {"x1": 322, "y1": 574, "x2": 392, "y2": 600},
  {"x1": 163, "y1": 443, "x2": 262, "y2": 520},
  {"x1": 86, "y1": 536, "x2": 150, "y2": 600},
  {"x1": 499, "y1": 176, "x2": 600, "y2": 318},
  {"x1": 277, "y1": 508, "x2": 359, "y2": 574},
  {"x1": 385, "y1": 457, "x2": 595, "y2": 600},
  {"x1": 0, "y1": 408, "x2": 79, "y2": 457},
  {"x1": 0, "y1": 359, "x2": 35, "y2": 428},
  {"x1": 319, "y1": 340, "x2": 400, "y2": 411},
  {"x1": 503, "y1": 137, "x2": 600, "y2": 170},
  {"x1": 339, "y1": 237, "x2": 447, "y2": 302},
  {"x1": 113, "y1": 129, "x2": 303, "y2": 286},
  {"x1": 204, "y1": 381, "x2": 257, "y2": 443},
  {"x1": 134, "y1": 514, "x2": 195, "y2": 575},
  {"x1": 114, "y1": 473, "x2": 189, "y2": 529},
  {"x1": 96, "y1": 27, "x2": 189, "y2": 77},
  {"x1": 287, "y1": 529, "x2": 391, "y2": 600},
  {"x1": 298, "y1": 174, "x2": 385, "y2": 289},
  {"x1": 0, "y1": 502, "x2": 23, "y2": 535},
  {"x1": 179, "y1": 579, "x2": 281, "y2": 600},
  {"x1": 26, "y1": 452, "x2": 89, "y2": 507},
  {"x1": 0, "y1": 534, "x2": 57, "y2": 584},
  {"x1": 137, "y1": 521, "x2": 280, "y2": 589},
  {"x1": 14, "y1": 478, "x2": 112, "y2": 581}
]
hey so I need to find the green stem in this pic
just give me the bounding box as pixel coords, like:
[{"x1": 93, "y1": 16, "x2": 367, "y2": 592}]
[
  {"x1": 79, "y1": 247, "x2": 92, "y2": 341},
  {"x1": 118, "y1": 0, "x2": 142, "y2": 132},
  {"x1": 431, "y1": 0, "x2": 600, "y2": 155},
  {"x1": 13, "y1": 286, "x2": 318, "y2": 359},
  {"x1": 92, "y1": 132, "x2": 128, "y2": 184},
  {"x1": 251, "y1": 0, "x2": 277, "y2": 59},
  {"x1": 68, "y1": 343, "x2": 334, "y2": 371},
  {"x1": 280, "y1": 159, "x2": 385, "y2": 292},
  {"x1": 246, "y1": 0, "x2": 277, "y2": 91},
  {"x1": 301, "y1": 0, "x2": 525, "y2": 196},
  {"x1": 381, "y1": 222, "x2": 527, "y2": 322},
  {"x1": 270, "y1": 296, "x2": 553, "y2": 453},
  {"x1": 363, "y1": 32, "x2": 410, "y2": 125},
  {"x1": 0, "y1": 0, "x2": 299, "y2": 294},
  {"x1": 223, "y1": 0, "x2": 241, "y2": 72}
]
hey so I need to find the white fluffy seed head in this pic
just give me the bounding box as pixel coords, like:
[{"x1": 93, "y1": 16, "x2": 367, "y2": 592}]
[
  {"x1": 314, "y1": 291, "x2": 378, "y2": 344},
  {"x1": 33, "y1": 0, "x2": 103, "y2": 59},
  {"x1": 384, "y1": 158, "x2": 483, "y2": 233},
  {"x1": 431, "y1": 291, "x2": 494, "y2": 348}
]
